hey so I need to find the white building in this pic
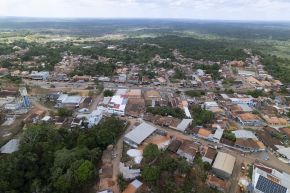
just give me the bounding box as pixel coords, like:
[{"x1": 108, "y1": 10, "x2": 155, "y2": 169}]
[
  {"x1": 108, "y1": 95, "x2": 128, "y2": 116},
  {"x1": 124, "y1": 122, "x2": 157, "y2": 148},
  {"x1": 30, "y1": 71, "x2": 50, "y2": 80},
  {"x1": 252, "y1": 163, "x2": 290, "y2": 193},
  {"x1": 57, "y1": 94, "x2": 83, "y2": 107}
]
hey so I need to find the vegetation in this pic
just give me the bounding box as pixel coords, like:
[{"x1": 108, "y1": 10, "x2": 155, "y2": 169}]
[
  {"x1": 190, "y1": 105, "x2": 214, "y2": 126},
  {"x1": 222, "y1": 130, "x2": 236, "y2": 142},
  {"x1": 147, "y1": 106, "x2": 186, "y2": 119},
  {"x1": 0, "y1": 117, "x2": 126, "y2": 193},
  {"x1": 143, "y1": 144, "x2": 161, "y2": 163},
  {"x1": 185, "y1": 90, "x2": 205, "y2": 97},
  {"x1": 58, "y1": 107, "x2": 73, "y2": 117},
  {"x1": 103, "y1": 90, "x2": 114, "y2": 97},
  {"x1": 140, "y1": 148, "x2": 220, "y2": 193},
  {"x1": 246, "y1": 90, "x2": 266, "y2": 98}
]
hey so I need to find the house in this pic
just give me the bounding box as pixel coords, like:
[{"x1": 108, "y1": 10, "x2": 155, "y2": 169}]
[
  {"x1": 167, "y1": 140, "x2": 182, "y2": 153},
  {"x1": 256, "y1": 130, "x2": 283, "y2": 151},
  {"x1": 263, "y1": 115, "x2": 288, "y2": 128},
  {"x1": 177, "y1": 140, "x2": 199, "y2": 163},
  {"x1": 73, "y1": 75, "x2": 91, "y2": 82},
  {"x1": 175, "y1": 119, "x2": 193, "y2": 132},
  {"x1": 233, "y1": 130, "x2": 258, "y2": 140},
  {"x1": 237, "y1": 113, "x2": 263, "y2": 126},
  {"x1": 108, "y1": 95, "x2": 128, "y2": 116},
  {"x1": 204, "y1": 101, "x2": 219, "y2": 111},
  {"x1": 206, "y1": 175, "x2": 228, "y2": 193},
  {"x1": 30, "y1": 71, "x2": 50, "y2": 80},
  {"x1": 201, "y1": 146, "x2": 217, "y2": 165},
  {"x1": 234, "y1": 138, "x2": 265, "y2": 152},
  {"x1": 229, "y1": 97, "x2": 256, "y2": 107},
  {"x1": 252, "y1": 163, "x2": 290, "y2": 193},
  {"x1": 197, "y1": 128, "x2": 212, "y2": 139},
  {"x1": 210, "y1": 124, "x2": 224, "y2": 143},
  {"x1": 122, "y1": 179, "x2": 143, "y2": 193},
  {"x1": 143, "y1": 90, "x2": 161, "y2": 106}
]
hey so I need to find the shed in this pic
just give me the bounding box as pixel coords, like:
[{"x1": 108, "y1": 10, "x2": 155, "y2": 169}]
[{"x1": 212, "y1": 152, "x2": 236, "y2": 179}]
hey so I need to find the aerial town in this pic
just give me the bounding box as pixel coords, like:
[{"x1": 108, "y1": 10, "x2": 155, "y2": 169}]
[{"x1": 1, "y1": 35, "x2": 290, "y2": 193}]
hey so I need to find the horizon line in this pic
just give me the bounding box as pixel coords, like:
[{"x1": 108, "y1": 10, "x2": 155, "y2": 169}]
[{"x1": 1, "y1": 15, "x2": 290, "y2": 23}]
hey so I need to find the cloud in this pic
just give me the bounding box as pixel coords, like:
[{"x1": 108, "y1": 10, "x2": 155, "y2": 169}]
[{"x1": 0, "y1": 0, "x2": 290, "y2": 21}]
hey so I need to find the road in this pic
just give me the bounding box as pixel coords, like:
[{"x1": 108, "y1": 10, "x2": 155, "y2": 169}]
[{"x1": 106, "y1": 119, "x2": 136, "y2": 193}]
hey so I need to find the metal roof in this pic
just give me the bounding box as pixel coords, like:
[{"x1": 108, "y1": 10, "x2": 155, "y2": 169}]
[
  {"x1": 176, "y1": 119, "x2": 193, "y2": 132},
  {"x1": 233, "y1": 130, "x2": 258, "y2": 140},
  {"x1": 124, "y1": 122, "x2": 157, "y2": 145},
  {"x1": 213, "y1": 152, "x2": 236, "y2": 175},
  {"x1": 0, "y1": 139, "x2": 20, "y2": 154}
]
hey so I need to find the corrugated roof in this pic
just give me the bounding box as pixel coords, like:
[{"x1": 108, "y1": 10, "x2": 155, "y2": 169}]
[
  {"x1": 176, "y1": 119, "x2": 192, "y2": 132},
  {"x1": 124, "y1": 122, "x2": 157, "y2": 145},
  {"x1": 213, "y1": 152, "x2": 236, "y2": 175}
]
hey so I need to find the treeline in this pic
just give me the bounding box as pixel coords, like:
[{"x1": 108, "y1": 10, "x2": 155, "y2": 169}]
[
  {"x1": 0, "y1": 117, "x2": 126, "y2": 193},
  {"x1": 147, "y1": 106, "x2": 186, "y2": 119},
  {"x1": 260, "y1": 54, "x2": 290, "y2": 83}
]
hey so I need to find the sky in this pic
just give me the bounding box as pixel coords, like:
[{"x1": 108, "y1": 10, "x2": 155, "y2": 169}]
[{"x1": 0, "y1": 0, "x2": 290, "y2": 21}]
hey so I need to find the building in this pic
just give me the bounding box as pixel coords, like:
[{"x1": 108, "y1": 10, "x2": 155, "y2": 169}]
[
  {"x1": 237, "y1": 113, "x2": 263, "y2": 126},
  {"x1": 263, "y1": 115, "x2": 288, "y2": 128},
  {"x1": 143, "y1": 90, "x2": 161, "y2": 106},
  {"x1": 108, "y1": 95, "x2": 128, "y2": 116},
  {"x1": 177, "y1": 140, "x2": 199, "y2": 163},
  {"x1": 201, "y1": 146, "x2": 217, "y2": 165},
  {"x1": 233, "y1": 130, "x2": 258, "y2": 140},
  {"x1": 229, "y1": 97, "x2": 256, "y2": 107},
  {"x1": 30, "y1": 71, "x2": 50, "y2": 80},
  {"x1": 252, "y1": 163, "x2": 290, "y2": 193},
  {"x1": 212, "y1": 152, "x2": 236, "y2": 179},
  {"x1": 204, "y1": 101, "x2": 219, "y2": 111},
  {"x1": 206, "y1": 175, "x2": 228, "y2": 193},
  {"x1": 57, "y1": 94, "x2": 83, "y2": 108},
  {"x1": 122, "y1": 179, "x2": 143, "y2": 193},
  {"x1": 0, "y1": 139, "x2": 20, "y2": 154},
  {"x1": 234, "y1": 138, "x2": 265, "y2": 152},
  {"x1": 210, "y1": 125, "x2": 224, "y2": 143},
  {"x1": 175, "y1": 119, "x2": 193, "y2": 132},
  {"x1": 124, "y1": 122, "x2": 157, "y2": 148}
]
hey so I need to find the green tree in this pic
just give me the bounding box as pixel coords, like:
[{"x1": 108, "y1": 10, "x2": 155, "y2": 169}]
[
  {"x1": 103, "y1": 90, "x2": 114, "y2": 97},
  {"x1": 143, "y1": 144, "x2": 161, "y2": 163},
  {"x1": 142, "y1": 166, "x2": 160, "y2": 184}
]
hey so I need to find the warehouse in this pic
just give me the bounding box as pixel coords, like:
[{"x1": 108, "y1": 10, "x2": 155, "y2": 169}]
[
  {"x1": 124, "y1": 122, "x2": 157, "y2": 148},
  {"x1": 212, "y1": 152, "x2": 236, "y2": 179}
]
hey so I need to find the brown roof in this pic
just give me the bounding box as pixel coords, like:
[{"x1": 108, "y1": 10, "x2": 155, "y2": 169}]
[
  {"x1": 178, "y1": 140, "x2": 199, "y2": 155},
  {"x1": 235, "y1": 138, "x2": 261, "y2": 149},
  {"x1": 206, "y1": 175, "x2": 227, "y2": 192},
  {"x1": 239, "y1": 113, "x2": 261, "y2": 121},
  {"x1": 280, "y1": 127, "x2": 290, "y2": 138},
  {"x1": 198, "y1": 128, "x2": 212, "y2": 137},
  {"x1": 203, "y1": 146, "x2": 217, "y2": 160},
  {"x1": 256, "y1": 130, "x2": 282, "y2": 151},
  {"x1": 143, "y1": 90, "x2": 161, "y2": 100},
  {"x1": 167, "y1": 140, "x2": 182, "y2": 153}
]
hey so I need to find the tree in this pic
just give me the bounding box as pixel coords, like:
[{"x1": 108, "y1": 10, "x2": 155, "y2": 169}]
[
  {"x1": 143, "y1": 144, "x2": 161, "y2": 163},
  {"x1": 58, "y1": 108, "x2": 73, "y2": 117},
  {"x1": 73, "y1": 160, "x2": 94, "y2": 185},
  {"x1": 142, "y1": 166, "x2": 160, "y2": 184},
  {"x1": 103, "y1": 90, "x2": 114, "y2": 97}
]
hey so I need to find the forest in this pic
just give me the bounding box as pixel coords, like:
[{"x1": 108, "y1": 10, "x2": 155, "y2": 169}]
[{"x1": 0, "y1": 117, "x2": 126, "y2": 193}]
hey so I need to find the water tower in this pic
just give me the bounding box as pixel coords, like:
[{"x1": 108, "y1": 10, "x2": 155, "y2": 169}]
[{"x1": 19, "y1": 87, "x2": 31, "y2": 108}]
